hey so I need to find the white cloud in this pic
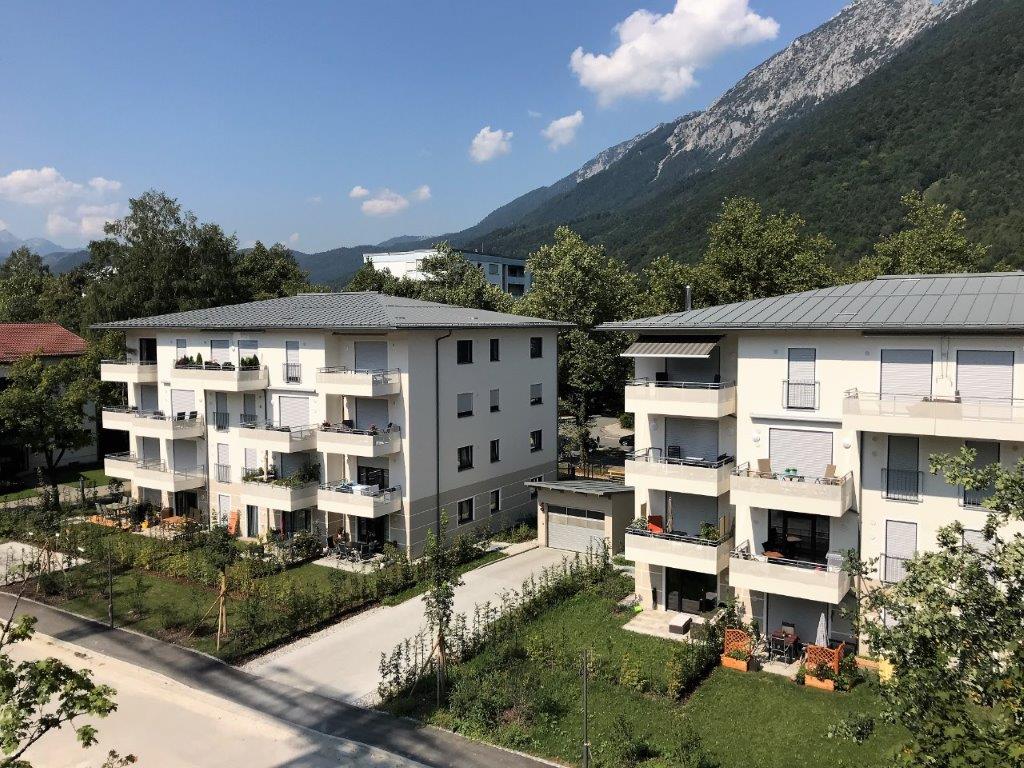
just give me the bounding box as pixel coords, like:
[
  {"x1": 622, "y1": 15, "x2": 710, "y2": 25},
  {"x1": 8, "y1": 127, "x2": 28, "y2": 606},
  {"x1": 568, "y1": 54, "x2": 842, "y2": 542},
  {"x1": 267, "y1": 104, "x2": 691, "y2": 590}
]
[
  {"x1": 46, "y1": 203, "x2": 122, "y2": 241},
  {"x1": 307, "y1": 195, "x2": 322, "y2": 204},
  {"x1": 412, "y1": 184, "x2": 431, "y2": 202},
  {"x1": 88, "y1": 177, "x2": 122, "y2": 193},
  {"x1": 0, "y1": 219, "x2": 7, "y2": 231},
  {"x1": 288, "y1": 232, "x2": 300, "y2": 246},
  {"x1": 361, "y1": 189, "x2": 409, "y2": 217},
  {"x1": 527, "y1": 109, "x2": 542, "y2": 119},
  {"x1": 570, "y1": 0, "x2": 778, "y2": 106},
  {"x1": 0, "y1": 167, "x2": 83, "y2": 205},
  {"x1": 542, "y1": 110, "x2": 584, "y2": 150},
  {"x1": 469, "y1": 126, "x2": 513, "y2": 163},
  {"x1": 348, "y1": 185, "x2": 370, "y2": 199}
]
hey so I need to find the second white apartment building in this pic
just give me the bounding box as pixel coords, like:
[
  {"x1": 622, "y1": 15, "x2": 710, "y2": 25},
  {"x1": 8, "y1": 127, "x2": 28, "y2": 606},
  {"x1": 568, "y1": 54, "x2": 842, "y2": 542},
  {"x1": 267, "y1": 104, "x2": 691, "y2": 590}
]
[
  {"x1": 363, "y1": 249, "x2": 532, "y2": 296},
  {"x1": 94, "y1": 292, "x2": 562, "y2": 555},
  {"x1": 601, "y1": 272, "x2": 1024, "y2": 648}
]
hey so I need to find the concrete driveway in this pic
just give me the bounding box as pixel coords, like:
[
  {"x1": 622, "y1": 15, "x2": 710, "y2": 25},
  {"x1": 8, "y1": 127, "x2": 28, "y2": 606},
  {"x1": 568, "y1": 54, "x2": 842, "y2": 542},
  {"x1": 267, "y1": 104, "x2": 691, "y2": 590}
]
[{"x1": 244, "y1": 546, "x2": 568, "y2": 705}]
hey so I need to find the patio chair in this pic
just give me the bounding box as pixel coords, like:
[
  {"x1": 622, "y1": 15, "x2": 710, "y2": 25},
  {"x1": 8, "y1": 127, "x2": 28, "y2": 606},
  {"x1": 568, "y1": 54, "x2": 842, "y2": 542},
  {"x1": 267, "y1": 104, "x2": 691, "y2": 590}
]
[
  {"x1": 342, "y1": 419, "x2": 355, "y2": 429},
  {"x1": 781, "y1": 622, "x2": 796, "y2": 637},
  {"x1": 655, "y1": 371, "x2": 668, "y2": 383},
  {"x1": 175, "y1": 411, "x2": 186, "y2": 421},
  {"x1": 768, "y1": 634, "x2": 787, "y2": 662},
  {"x1": 666, "y1": 444, "x2": 681, "y2": 460},
  {"x1": 756, "y1": 458, "x2": 773, "y2": 478},
  {"x1": 187, "y1": 410, "x2": 197, "y2": 420}
]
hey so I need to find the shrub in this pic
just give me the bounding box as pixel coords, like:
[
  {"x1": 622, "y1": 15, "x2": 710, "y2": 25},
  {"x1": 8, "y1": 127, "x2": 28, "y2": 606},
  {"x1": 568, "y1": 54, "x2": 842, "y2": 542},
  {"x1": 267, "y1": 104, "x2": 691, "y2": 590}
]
[
  {"x1": 618, "y1": 412, "x2": 634, "y2": 429},
  {"x1": 498, "y1": 522, "x2": 537, "y2": 543},
  {"x1": 601, "y1": 715, "x2": 658, "y2": 768},
  {"x1": 828, "y1": 713, "x2": 876, "y2": 743},
  {"x1": 795, "y1": 664, "x2": 807, "y2": 685},
  {"x1": 617, "y1": 653, "x2": 648, "y2": 693}
]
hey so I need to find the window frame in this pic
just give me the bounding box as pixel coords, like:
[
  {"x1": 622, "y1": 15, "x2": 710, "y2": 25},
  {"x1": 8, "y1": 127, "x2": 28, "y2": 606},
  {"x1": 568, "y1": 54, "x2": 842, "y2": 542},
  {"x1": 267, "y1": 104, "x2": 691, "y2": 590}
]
[
  {"x1": 530, "y1": 382, "x2": 543, "y2": 406},
  {"x1": 457, "y1": 392, "x2": 474, "y2": 418},
  {"x1": 489, "y1": 489, "x2": 501, "y2": 515},
  {"x1": 457, "y1": 497, "x2": 475, "y2": 525},
  {"x1": 530, "y1": 429, "x2": 543, "y2": 453},
  {"x1": 489, "y1": 338, "x2": 500, "y2": 362},
  {"x1": 489, "y1": 388, "x2": 500, "y2": 412},
  {"x1": 530, "y1": 336, "x2": 543, "y2": 359},
  {"x1": 457, "y1": 444, "x2": 474, "y2": 471},
  {"x1": 490, "y1": 438, "x2": 500, "y2": 463},
  {"x1": 456, "y1": 339, "x2": 473, "y2": 365}
]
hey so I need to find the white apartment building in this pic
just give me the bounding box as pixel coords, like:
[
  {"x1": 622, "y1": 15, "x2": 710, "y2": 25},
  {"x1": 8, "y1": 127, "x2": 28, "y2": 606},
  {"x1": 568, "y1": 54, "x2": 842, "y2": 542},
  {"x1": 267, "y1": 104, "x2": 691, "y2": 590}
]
[
  {"x1": 94, "y1": 292, "x2": 562, "y2": 555},
  {"x1": 363, "y1": 249, "x2": 532, "y2": 297},
  {"x1": 602, "y1": 273, "x2": 1024, "y2": 649}
]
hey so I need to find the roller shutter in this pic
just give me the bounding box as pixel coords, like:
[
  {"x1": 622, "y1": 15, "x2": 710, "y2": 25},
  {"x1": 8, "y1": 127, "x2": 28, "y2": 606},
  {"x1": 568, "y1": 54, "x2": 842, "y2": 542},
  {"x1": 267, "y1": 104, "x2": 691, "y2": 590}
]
[
  {"x1": 547, "y1": 506, "x2": 605, "y2": 553},
  {"x1": 957, "y1": 351, "x2": 1013, "y2": 401},
  {"x1": 140, "y1": 436, "x2": 160, "y2": 461},
  {"x1": 884, "y1": 520, "x2": 917, "y2": 582},
  {"x1": 786, "y1": 348, "x2": 816, "y2": 408},
  {"x1": 769, "y1": 429, "x2": 832, "y2": 477},
  {"x1": 139, "y1": 385, "x2": 159, "y2": 412},
  {"x1": 244, "y1": 448, "x2": 259, "y2": 471},
  {"x1": 209, "y1": 339, "x2": 230, "y2": 364},
  {"x1": 172, "y1": 440, "x2": 198, "y2": 472},
  {"x1": 170, "y1": 389, "x2": 195, "y2": 417},
  {"x1": 880, "y1": 349, "x2": 932, "y2": 399},
  {"x1": 664, "y1": 418, "x2": 719, "y2": 461},
  {"x1": 354, "y1": 341, "x2": 388, "y2": 371},
  {"x1": 238, "y1": 339, "x2": 258, "y2": 360},
  {"x1": 278, "y1": 396, "x2": 310, "y2": 427},
  {"x1": 355, "y1": 397, "x2": 389, "y2": 430}
]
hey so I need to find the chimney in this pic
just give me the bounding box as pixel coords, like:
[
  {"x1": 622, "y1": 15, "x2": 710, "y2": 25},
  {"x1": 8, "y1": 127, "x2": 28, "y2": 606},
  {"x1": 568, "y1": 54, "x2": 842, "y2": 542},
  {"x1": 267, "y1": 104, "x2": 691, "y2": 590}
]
[{"x1": 684, "y1": 285, "x2": 692, "y2": 312}]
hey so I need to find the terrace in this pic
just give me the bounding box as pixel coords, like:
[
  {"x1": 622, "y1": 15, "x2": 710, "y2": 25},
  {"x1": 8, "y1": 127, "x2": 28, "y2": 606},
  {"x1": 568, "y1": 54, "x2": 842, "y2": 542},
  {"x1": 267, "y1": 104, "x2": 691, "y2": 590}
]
[
  {"x1": 625, "y1": 448, "x2": 734, "y2": 496},
  {"x1": 843, "y1": 389, "x2": 1024, "y2": 440},
  {"x1": 315, "y1": 366, "x2": 401, "y2": 397},
  {"x1": 317, "y1": 423, "x2": 401, "y2": 457},
  {"x1": 101, "y1": 406, "x2": 205, "y2": 439},
  {"x1": 730, "y1": 462, "x2": 855, "y2": 517}
]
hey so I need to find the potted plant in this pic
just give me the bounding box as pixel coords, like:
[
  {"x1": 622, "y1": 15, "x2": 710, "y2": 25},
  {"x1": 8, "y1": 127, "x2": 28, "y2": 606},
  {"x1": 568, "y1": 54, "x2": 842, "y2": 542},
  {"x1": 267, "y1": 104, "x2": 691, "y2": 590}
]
[
  {"x1": 721, "y1": 647, "x2": 751, "y2": 672},
  {"x1": 698, "y1": 521, "x2": 720, "y2": 541},
  {"x1": 221, "y1": 361, "x2": 235, "y2": 371}
]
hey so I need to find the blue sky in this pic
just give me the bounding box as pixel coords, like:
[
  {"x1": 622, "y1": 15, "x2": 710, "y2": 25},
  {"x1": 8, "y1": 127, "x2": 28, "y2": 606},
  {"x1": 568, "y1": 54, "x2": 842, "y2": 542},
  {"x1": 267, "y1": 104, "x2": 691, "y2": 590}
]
[{"x1": 0, "y1": 0, "x2": 848, "y2": 252}]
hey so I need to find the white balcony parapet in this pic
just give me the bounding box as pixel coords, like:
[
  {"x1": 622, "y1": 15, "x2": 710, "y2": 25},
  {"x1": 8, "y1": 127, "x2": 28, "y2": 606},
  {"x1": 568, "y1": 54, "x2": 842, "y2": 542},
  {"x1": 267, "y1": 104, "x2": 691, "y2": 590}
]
[
  {"x1": 316, "y1": 367, "x2": 401, "y2": 397},
  {"x1": 236, "y1": 420, "x2": 318, "y2": 452},
  {"x1": 843, "y1": 389, "x2": 1024, "y2": 440},
  {"x1": 318, "y1": 424, "x2": 401, "y2": 457},
  {"x1": 103, "y1": 452, "x2": 206, "y2": 492},
  {"x1": 170, "y1": 362, "x2": 269, "y2": 392},
  {"x1": 100, "y1": 359, "x2": 159, "y2": 384},
  {"x1": 625, "y1": 449, "x2": 734, "y2": 497},
  {"x1": 729, "y1": 462, "x2": 855, "y2": 517},
  {"x1": 240, "y1": 474, "x2": 319, "y2": 511},
  {"x1": 101, "y1": 406, "x2": 205, "y2": 438},
  {"x1": 624, "y1": 526, "x2": 732, "y2": 575},
  {"x1": 624, "y1": 379, "x2": 736, "y2": 418},
  {"x1": 728, "y1": 541, "x2": 852, "y2": 604},
  {"x1": 317, "y1": 482, "x2": 403, "y2": 518}
]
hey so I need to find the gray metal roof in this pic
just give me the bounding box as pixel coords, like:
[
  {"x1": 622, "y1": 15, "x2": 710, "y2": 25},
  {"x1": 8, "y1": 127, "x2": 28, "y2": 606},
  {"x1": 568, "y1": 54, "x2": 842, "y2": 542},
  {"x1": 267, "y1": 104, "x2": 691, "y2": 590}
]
[
  {"x1": 600, "y1": 273, "x2": 1024, "y2": 333},
  {"x1": 91, "y1": 292, "x2": 570, "y2": 331},
  {"x1": 524, "y1": 479, "x2": 634, "y2": 497}
]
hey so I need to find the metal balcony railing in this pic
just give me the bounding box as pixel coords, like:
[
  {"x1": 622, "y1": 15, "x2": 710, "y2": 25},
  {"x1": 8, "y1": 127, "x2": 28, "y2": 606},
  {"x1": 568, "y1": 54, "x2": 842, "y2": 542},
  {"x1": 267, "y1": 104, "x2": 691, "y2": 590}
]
[
  {"x1": 212, "y1": 411, "x2": 230, "y2": 431},
  {"x1": 883, "y1": 468, "x2": 922, "y2": 502},
  {"x1": 627, "y1": 378, "x2": 735, "y2": 389},
  {"x1": 320, "y1": 423, "x2": 400, "y2": 441},
  {"x1": 214, "y1": 463, "x2": 231, "y2": 483},
  {"x1": 318, "y1": 482, "x2": 402, "y2": 500},
  {"x1": 782, "y1": 380, "x2": 819, "y2": 410},
  {"x1": 731, "y1": 540, "x2": 845, "y2": 572},
  {"x1": 630, "y1": 447, "x2": 734, "y2": 469},
  {"x1": 283, "y1": 363, "x2": 302, "y2": 383},
  {"x1": 101, "y1": 359, "x2": 157, "y2": 367},
  {"x1": 316, "y1": 366, "x2": 400, "y2": 384},
  {"x1": 626, "y1": 525, "x2": 731, "y2": 547},
  {"x1": 240, "y1": 421, "x2": 317, "y2": 440},
  {"x1": 845, "y1": 389, "x2": 1024, "y2": 423},
  {"x1": 732, "y1": 462, "x2": 852, "y2": 487},
  {"x1": 881, "y1": 553, "x2": 912, "y2": 583}
]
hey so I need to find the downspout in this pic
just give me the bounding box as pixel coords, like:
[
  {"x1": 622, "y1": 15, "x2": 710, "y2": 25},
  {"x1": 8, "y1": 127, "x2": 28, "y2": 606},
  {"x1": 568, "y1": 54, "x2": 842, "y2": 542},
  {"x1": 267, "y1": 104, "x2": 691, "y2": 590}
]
[{"x1": 435, "y1": 330, "x2": 453, "y2": 541}]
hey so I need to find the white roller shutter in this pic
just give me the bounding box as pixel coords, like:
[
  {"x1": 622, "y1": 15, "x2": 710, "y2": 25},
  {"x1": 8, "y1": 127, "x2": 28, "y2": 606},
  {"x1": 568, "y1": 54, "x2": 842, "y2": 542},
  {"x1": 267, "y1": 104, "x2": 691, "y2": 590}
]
[
  {"x1": 278, "y1": 396, "x2": 310, "y2": 428},
  {"x1": 664, "y1": 418, "x2": 719, "y2": 461},
  {"x1": 139, "y1": 385, "x2": 159, "y2": 412},
  {"x1": 217, "y1": 443, "x2": 229, "y2": 466},
  {"x1": 173, "y1": 441, "x2": 198, "y2": 472},
  {"x1": 355, "y1": 398, "x2": 389, "y2": 430},
  {"x1": 788, "y1": 348, "x2": 815, "y2": 380},
  {"x1": 887, "y1": 436, "x2": 919, "y2": 472},
  {"x1": 786, "y1": 348, "x2": 816, "y2": 408},
  {"x1": 957, "y1": 350, "x2": 1014, "y2": 401},
  {"x1": 217, "y1": 494, "x2": 231, "y2": 526},
  {"x1": 210, "y1": 339, "x2": 230, "y2": 364},
  {"x1": 140, "y1": 436, "x2": 160, "y2": 461},
  {"x1": 170, "y1": 389, "x2": 195, "y2": 417},
  {"x1": 354, "y1": 341, "x2": 388, "y2": 371},
  {"x1": 884, "y1": 520, "x2": 917, "y2": 582},
  {"x1": 244, "y1": 448, "x2": 258, "y2": 471},
  {"x1": 962, "y1": 529, "x2": 993, "y2": 554},
  {"x1": 769, "y1": 428, "x2": 832, "y2": 477},
  {"x1": 285, "y1": 341, "x2": 300, "y2": 364},
  {"x1": 880, "y1": 349, "x2": 932, "y2": 399},
  {"x1": 238, "y1": 339, "x2": 258, "y2": 360}
]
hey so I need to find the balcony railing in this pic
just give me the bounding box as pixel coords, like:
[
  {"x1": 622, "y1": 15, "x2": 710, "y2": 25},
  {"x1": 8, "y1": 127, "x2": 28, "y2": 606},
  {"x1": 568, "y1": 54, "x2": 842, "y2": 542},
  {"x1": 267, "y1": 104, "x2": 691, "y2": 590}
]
[
  {"x1": 283, "y1": 363, "x2": 302, "y2": 383},
  {"x1": 240, "y1": 420, "x2": 317, "y2": 440},
  {"x1": 320, "y1": 423, "x2": 400, "y2": 441},
  {"x1": 962, "y1": 485, "x2": 993, "y2": 509},
  {"x1": 730, "y1": 463, "x2": 855, "y2": 517},
  {"x1": 104, "y1": 452, "x2": 206, "y2": 479},
  {"x1": 102, "y1": 406, "x2": 202, "y2": 428},
  {"x1": 732, "y1": 462, "x2": 851, "y2": 487},
  {"x1": 212, "y1": 411, "x2": 231, "y2": 431},
  {"x1": 881, "y1": 553, "x2": 911, "y2": 584},
  {"x1": 174, "y1": 362, "x2": 262, "y2": 374},
  {"x1": 101, "y1": 358, "x2": 157, "y2": 367},
  {"x1": 318, "y1": 482, "x2": 402, "y2": 500},
  {"x1": 317, "y1": 366, "x2": 400, "y2": 383},
  {"x1": 214, "y1": 463, "x2": 231, "y2": 483},
  {"x1": 782, "y1": 380, "x2": 819, "y2": 410},
  {"x1": 626, "y1": 525, "x2": 730, "y2": 547},
  {"x1": 627, "y1": 378, "x2": 735, "y2": 390},
  {"x1": 732, "y1": 540, "x2": 846, "y2": 573},
  {"x1": 844, "y1": 389, "x2": 1024, "y2": 438},
  {"x1": 882, "y1": 468, "x2": 922, "y2": 502},
  {"x1": 630, "y1": 448, "x2": 734, "y2": 469}
]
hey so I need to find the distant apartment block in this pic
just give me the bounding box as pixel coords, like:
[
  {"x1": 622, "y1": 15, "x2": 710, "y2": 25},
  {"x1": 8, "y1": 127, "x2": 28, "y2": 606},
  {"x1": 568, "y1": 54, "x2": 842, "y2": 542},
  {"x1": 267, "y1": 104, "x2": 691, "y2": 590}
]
[
  {"x1": 363, "y1": 249, "x2": 532, "y2": 297},
  {"x1": 600, "y1": 272, "x2": 1024, "y2": 649},
  {"x1": 93, "y1": 292, "x2": 562, "y2": 555}
]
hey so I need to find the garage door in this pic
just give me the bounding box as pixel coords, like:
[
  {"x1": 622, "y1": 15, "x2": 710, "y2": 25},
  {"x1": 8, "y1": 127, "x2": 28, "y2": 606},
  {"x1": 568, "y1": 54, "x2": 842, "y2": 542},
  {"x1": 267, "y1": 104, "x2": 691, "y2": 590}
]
[
  {"x1": 665, "y1": 418, "x2": 718, "y2": 461},
  {"x1": 881, "y1": 349, "x2": 932, "y2": 399},
  {"x1": 547, "y1": 506, "x2": 605, "y2": 553},
  {"x1": 355, "y1": 397, "x2": 389, "y2": 430},
  {"x1": 278, "y1": 396, "x2": 310, "y2": 427},
  {"x1": 170, "y1": 389, "x2": 195, "y2": 417},
  {"x1": 355, "y1": 340, "x2": 388, "y2": 371},
  {"x1": 957, "y1": 350, "x2": 1014, "y2": 401},
  {"x1": 769, "y1": 428, "x2": 832, "y2": 477}
]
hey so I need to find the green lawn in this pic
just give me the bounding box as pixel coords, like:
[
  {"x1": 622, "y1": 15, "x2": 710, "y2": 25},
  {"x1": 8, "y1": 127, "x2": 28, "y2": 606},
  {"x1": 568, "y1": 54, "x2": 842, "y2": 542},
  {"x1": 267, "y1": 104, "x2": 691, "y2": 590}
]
[
  {"x1": 0, "y1": 487, "x2": 40, "y2": 502},
  {"x1": 0, "y1": 463, "x2": 112, "y2": 502},
  {"x1": 383, "y1": 577, "x2": 905, "y2": 768}
]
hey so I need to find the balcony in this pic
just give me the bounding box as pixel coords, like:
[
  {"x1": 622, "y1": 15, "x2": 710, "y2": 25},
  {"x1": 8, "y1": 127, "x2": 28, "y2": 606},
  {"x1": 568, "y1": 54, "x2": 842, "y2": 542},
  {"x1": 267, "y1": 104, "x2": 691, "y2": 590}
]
[
  {"x1": 882, "y1": 468, "x2": 922, "y2": 503},
  {"x1": 625, "y1": 449, "x2": 733, "y2": 496},
  {"x1": 100, "y1": 359, "x2": 158, "y2": 384},
  {"x1": 843, "y1": 389, "x2": 1024, "y2": 440},
  {"x1": 317, "y1": 483, "x2": 403, "y2": 518},
  {"x1": 236, "y1": 420, "x2": 318, "y2": 452},
  {"x1": 170, "y1": 362, "x2": 268, "y2": 392},
  {"x1": 101, "y1": 407, "x2": 205, "y2": 439},
  {"x1": 240, "y1": 475, "x2": 319, "y2": 512},
  {"x1": 103, "y1": 453, "x2": 207, "y2": 492},
  {"x1": 730, "y1": 463, "x2": 855, "y2": 517},
  {"x1": 729, "y1": 542, "x2": 852, "y2": 604},
  {"x1": 624, "y1": 527, "x2": 732, "y2": 575},
  {"x1": 315, "y1": 367, "x2": 401, "y2": 397},
  {"x1": 624, "y1": 379, "x2": 736, "y2": 419},
  {"x1": 782, "y1": 380, "x2": 819, "y2": 410},
  {"x1": 318, "y1": 424, "x2": 401, "y2": 457}
]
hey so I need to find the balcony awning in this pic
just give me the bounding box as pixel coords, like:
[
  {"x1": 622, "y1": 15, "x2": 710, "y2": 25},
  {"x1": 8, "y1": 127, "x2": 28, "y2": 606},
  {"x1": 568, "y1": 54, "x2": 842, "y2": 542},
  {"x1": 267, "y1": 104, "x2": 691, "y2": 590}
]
[{"x1": 622, "y1": 337, "x2": 720, "y2": 358}]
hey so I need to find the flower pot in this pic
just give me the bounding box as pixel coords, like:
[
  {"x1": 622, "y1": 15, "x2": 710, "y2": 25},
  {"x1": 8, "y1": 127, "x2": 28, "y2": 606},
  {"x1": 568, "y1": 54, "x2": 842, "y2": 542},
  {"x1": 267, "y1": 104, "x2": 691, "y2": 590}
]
[
  {"x1": 805, "y1": 674, "x2": 835, "y2": 691},
  {"x1": 721, "y1": 654, "x2": 749, "y2": 672}
]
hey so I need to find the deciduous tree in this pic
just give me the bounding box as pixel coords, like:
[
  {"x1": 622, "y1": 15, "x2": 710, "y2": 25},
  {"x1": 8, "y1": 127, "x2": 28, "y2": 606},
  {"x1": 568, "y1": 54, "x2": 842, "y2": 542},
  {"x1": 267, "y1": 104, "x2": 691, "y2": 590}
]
[
  {"x1": 232, "y1": 241, "x2": 311, "y2": 301},
  {"x1": 0, "y1": 249, "x2": 54, "y2": 324}
]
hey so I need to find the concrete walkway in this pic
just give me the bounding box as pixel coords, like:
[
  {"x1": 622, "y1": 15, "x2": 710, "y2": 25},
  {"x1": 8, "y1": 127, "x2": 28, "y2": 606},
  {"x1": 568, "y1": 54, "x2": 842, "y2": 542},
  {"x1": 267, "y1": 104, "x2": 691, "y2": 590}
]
[
  {"x1": 245, "y1": 545, "x2": 568, "y2": 705},
  {"x1": 0, "y1": 591, "x2": 555, "y2": 768}
]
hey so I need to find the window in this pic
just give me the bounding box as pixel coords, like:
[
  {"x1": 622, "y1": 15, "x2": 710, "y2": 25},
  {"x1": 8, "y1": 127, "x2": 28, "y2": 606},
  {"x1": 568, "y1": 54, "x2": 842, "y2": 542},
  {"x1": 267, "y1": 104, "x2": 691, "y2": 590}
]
[
  {"x1": 490, "y1": 388, "x2": 500, "y2": 412},
  {"x1": 489, "y1": 489, "x2": 500, "y2": 514},
  {"x1": 768, "y1": 510, "x2": 829, "y2": 564},
  {"x1": 785, "y1": 348, "x2": 816, "y2": 409},
  {"x1": 457, "y1": 445, "x2": 473, "y2": 471},
  {"x1": 490, "y1": 438, "x2": 500, "y2": 463},
  {"x1": 284, "y1": 340, "x2": 301, "y2": 383},
  {"x1": 488, "y1": 263, "x2": 499, "y2": 275},
  {"x1": 489, "y1": 338, "x2": 500, "y2": 361},
  {"x1": 457, "y1": 339, "x2": 473, "y2": 364},
  {"x1": 885, "y1": 436, "x2": 920, "y2": 501},
  {"x1": 529, "y1": 476, "x2": 542, "y2": 500},
  {"x1": 963, "y1": 440, "x2": 999, "y2": 507},
  {"x1": 530, "y1": 336, "x2": 543, "y2": 358},
  {"x1": 530, "y1": 429, "x2": 543, "y2": 453},
  {"x1": 175, "y1": 338, "x2": 186, "y2": 362},
  {"x1": 458, "y1": 497, "x2": 475, "y2": 525},
  {"x1": 530, "y1": 383, "x2": 543, "y2": 405},
  {"x1": 457, "y1": 392, "x2": 474, "y2": 418}
]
